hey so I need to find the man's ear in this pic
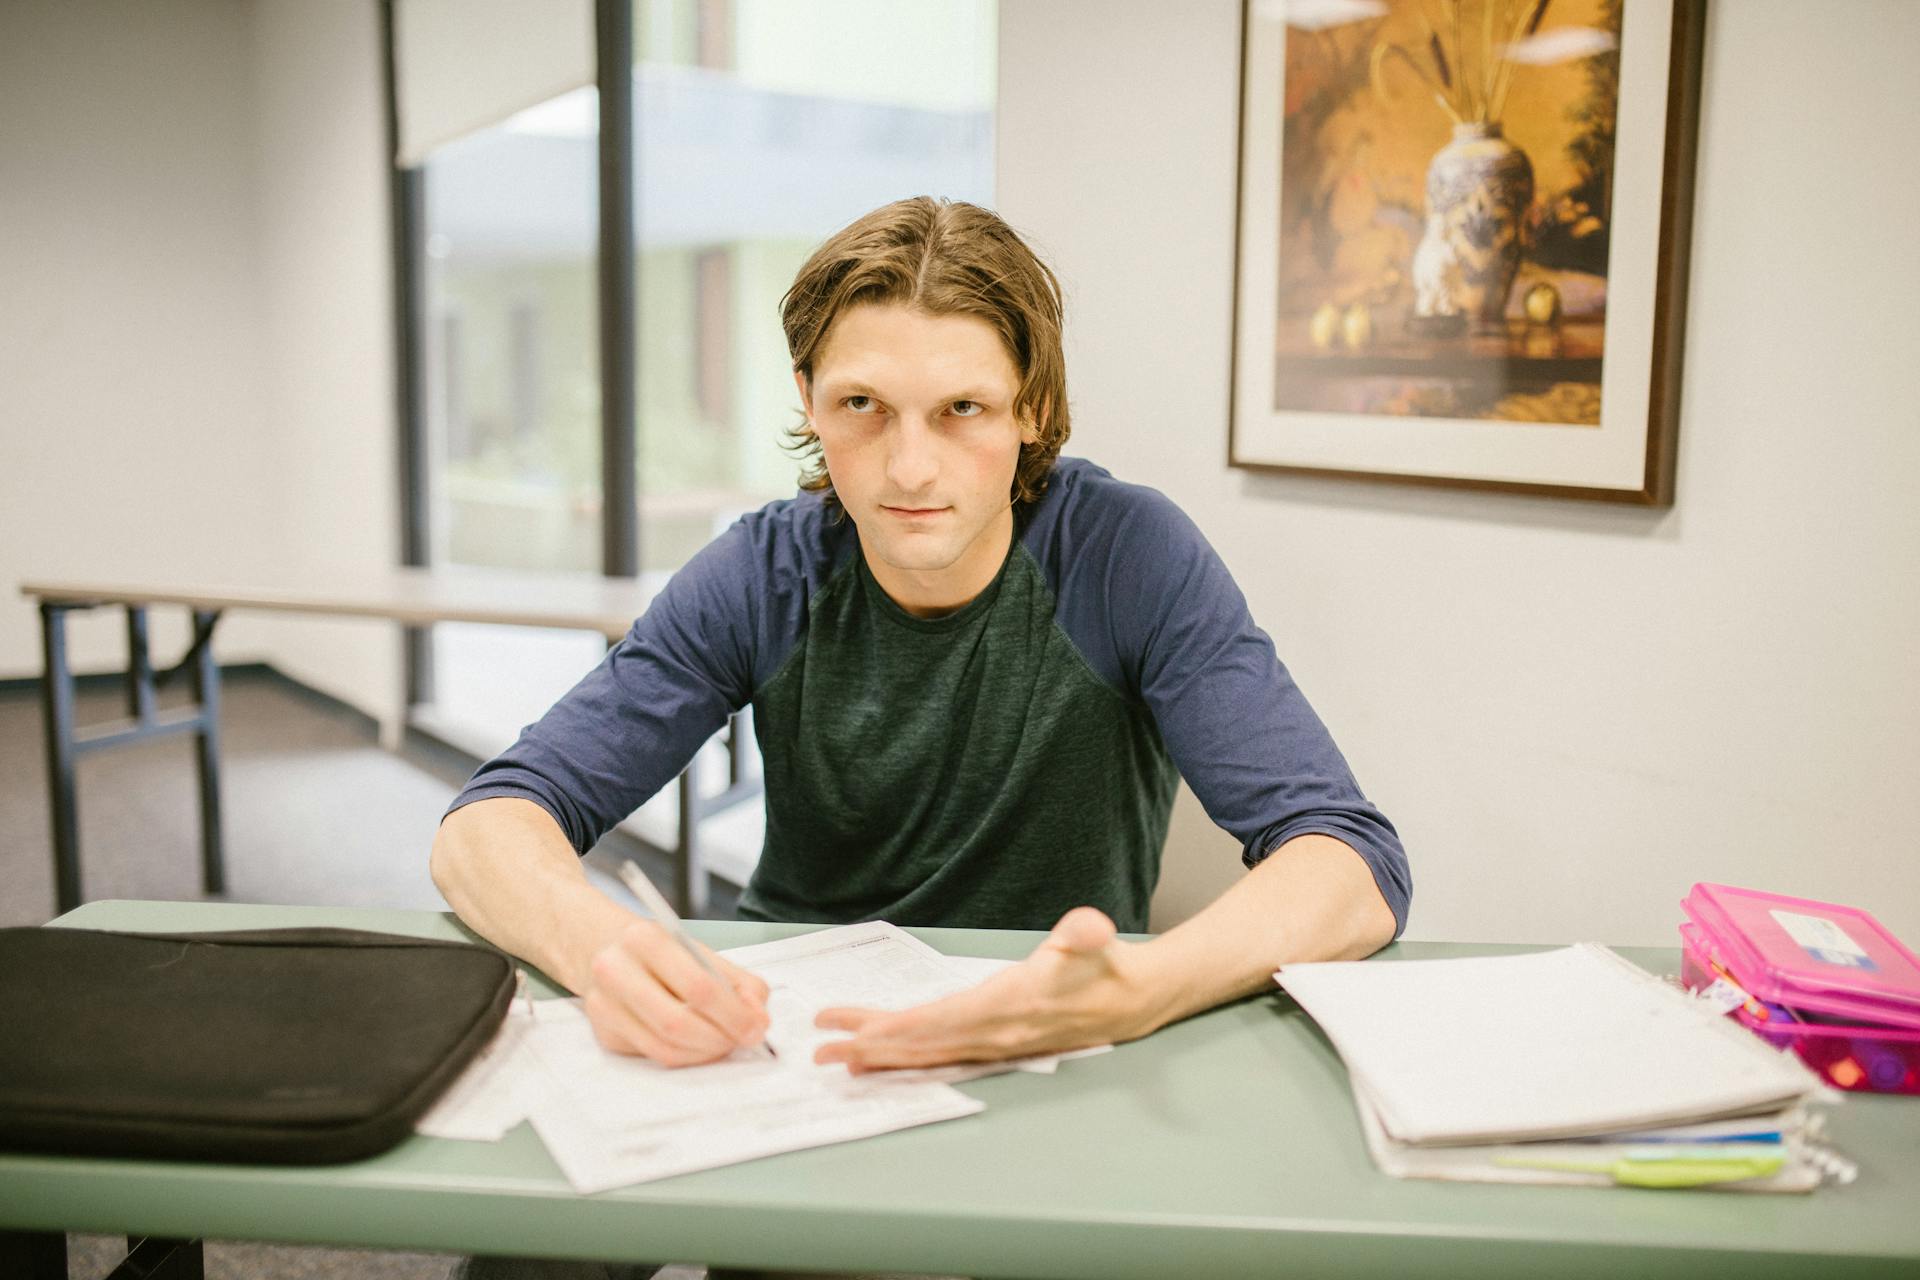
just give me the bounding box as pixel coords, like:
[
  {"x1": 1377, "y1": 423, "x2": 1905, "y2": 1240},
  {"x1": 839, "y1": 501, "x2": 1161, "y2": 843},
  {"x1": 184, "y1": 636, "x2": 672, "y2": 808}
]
[{"x1": 793, "y1": 368, "x2": 812, "y2": 419}]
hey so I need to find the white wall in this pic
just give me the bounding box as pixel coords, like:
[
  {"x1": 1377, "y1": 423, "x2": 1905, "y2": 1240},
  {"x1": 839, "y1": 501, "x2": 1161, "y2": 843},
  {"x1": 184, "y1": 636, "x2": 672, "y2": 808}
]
[
  {"x1": 240, "y1": 0, "x2": 405, "y2": 725},
  {"x1": 0, "y1": 0, "x2": 404, "y2": 729},
  {"x1": 1002, "y1": 0, "x2": 1920, "y2": 946},
  {"x1": 0, "y1": 0, "x2": 279, "y2": 677}
]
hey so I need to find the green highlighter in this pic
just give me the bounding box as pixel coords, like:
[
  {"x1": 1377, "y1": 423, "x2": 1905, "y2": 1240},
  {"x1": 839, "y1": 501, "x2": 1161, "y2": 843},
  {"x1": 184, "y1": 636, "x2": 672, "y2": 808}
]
[{"x1": 1494, "y1": 1147, "x2": 1788, "y2": 1189}]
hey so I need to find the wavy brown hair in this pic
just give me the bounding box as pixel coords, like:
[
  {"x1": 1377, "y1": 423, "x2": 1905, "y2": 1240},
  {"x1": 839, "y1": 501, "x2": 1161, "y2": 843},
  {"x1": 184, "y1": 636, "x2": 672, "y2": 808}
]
[{"x1": 780, "y1": 197, "x2": 1070, "y2": 508}]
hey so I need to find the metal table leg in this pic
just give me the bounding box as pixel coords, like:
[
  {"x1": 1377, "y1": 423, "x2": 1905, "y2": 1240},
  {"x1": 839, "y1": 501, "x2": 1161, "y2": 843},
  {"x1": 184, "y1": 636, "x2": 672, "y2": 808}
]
[
  {"x1": 37, "y1": 600, "x2": 228, "y2": 916},
  {"x1": 0, "y1": 1231, "x2": 202, "y2": 1280},
  {"x1": 727, "y1": 710, "x2": 746, "y2": 787},
  {"x1": 126, "y1": 606, "x2": 156, "y2": 723},
  {"x1": 188, "y1": 609, "x2": 225, "y2": 895},
  {"x1": 110, "y1": 1236, "x2": 204, "y2": 1280},
  {"x1": 675, "y1": 750, "x2": 707, "y2": 918},
  {"x1": 39, "y1": 602, "x2": 83, "y2": 915}
]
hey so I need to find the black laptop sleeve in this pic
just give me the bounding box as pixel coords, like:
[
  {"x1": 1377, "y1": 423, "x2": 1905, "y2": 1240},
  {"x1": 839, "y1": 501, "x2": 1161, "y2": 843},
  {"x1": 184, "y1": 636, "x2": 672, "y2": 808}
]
[{"x1": 0, "y1": 926, "x2": 515, "y2": 1164}]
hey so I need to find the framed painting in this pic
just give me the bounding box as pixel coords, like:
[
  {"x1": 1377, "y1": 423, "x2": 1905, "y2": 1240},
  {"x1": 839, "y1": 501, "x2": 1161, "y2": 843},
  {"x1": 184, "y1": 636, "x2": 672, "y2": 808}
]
[{"x1": 1228, "y1": 0, "x2": 1706, "y2": 504}]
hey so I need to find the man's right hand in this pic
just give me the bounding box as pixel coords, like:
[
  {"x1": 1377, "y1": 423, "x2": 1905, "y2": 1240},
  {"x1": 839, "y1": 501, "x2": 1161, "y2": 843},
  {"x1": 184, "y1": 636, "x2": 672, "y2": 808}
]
[
  {"x1": 430, "y1": 797, "x2": 772, "y2": 1068},
  {"x1": 579, "y1": 919, "x2": 773, "y2": 1067}
]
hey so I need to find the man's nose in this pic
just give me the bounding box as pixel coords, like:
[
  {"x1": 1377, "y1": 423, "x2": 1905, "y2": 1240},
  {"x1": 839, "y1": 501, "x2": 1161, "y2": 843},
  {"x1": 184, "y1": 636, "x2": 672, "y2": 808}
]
[{"x1": 885, "y1": 417, "x2": 939, "y2": 494}]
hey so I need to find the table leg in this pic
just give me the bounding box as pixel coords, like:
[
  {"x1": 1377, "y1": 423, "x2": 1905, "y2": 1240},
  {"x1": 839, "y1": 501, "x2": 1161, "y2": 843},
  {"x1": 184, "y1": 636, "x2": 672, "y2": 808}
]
[
  {"x1": 727, "y1": 711, "x2": 746, "y2": 787},
  {"x1": 126, "y1": 605, "x2": 157, "y2": 723},
  {"x1": 113, "y1": 1236, "x2": 204, "y2": 1280},
  {"x1": 188, "y1": 610, "x2": 226, "y2": 896},
  {"x1": 39, "y1": 602, "x2": 84, "y2": 915},
  {"x1": 0, "y1": 1229, "x2": 65, "y2": 1280},
  {"x1": 404, "y1": 622, "x2": 434, "y2": 707},
  {"x1": 675, "y1": 751, "x2": 707, "y2": 918}
]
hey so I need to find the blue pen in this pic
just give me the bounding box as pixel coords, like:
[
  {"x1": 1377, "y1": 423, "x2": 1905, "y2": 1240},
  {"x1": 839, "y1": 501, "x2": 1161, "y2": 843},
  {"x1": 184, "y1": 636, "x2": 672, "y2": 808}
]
[{"x1": 1581, "y1": 1130, "x2": 1782, "y2": 1146}]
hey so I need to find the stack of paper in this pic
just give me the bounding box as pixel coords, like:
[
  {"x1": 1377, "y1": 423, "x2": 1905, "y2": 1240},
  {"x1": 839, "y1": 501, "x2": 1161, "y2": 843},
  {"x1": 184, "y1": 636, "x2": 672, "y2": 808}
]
[
  {"x1": 416, "y1": 921, "x2": 1107, "y2": 1192},
  {"x1": 1275, "y1": 944, "x2": 1852, "y2": 1192}
]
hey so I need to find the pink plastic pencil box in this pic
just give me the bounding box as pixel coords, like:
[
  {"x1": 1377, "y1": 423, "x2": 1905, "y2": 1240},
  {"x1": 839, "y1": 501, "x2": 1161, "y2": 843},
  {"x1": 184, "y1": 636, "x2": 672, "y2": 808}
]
[{"x1": 1678, "y1": 883, "x2": 1920, "y2": 1095}]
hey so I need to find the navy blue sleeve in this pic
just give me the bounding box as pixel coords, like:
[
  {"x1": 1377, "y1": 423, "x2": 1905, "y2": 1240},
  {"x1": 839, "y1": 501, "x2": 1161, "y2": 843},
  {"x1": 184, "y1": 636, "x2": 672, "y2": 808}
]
[
  {"x1": 443, "y1": 519, "x2": 765, "y2": 854},
  {"x1": 1037, "y1": 466, "x2": 1412, "y2": 936}
]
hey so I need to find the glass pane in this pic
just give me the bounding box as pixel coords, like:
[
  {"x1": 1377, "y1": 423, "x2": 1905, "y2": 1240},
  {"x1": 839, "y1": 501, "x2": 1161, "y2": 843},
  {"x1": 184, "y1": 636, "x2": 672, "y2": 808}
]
[
  {"x1": 425, "y1": 88, "x2": 600, "y2": 575},
  {"x1": 630, "y1": 0, "x2": 998, "y2": 573},
  {"x1": 421, "y1": 89, "x2": 608, "y2": 753}
]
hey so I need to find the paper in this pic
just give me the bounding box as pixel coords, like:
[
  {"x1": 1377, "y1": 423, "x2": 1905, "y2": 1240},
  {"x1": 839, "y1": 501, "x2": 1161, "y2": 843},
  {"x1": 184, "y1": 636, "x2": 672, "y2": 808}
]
[
  {"x1": 1347, "y1": 1076, "x2": 1826, "y2": 1192},
  {"x1": 940, "y1": 954, "x2": 1020, "y2": 984},
  {"x1": 725, "y1": 925, "x2": 1112, "y2": 1081},
  {"x1": 528, "y1": 1071, "x2": 982, "y2": 1193},
  {"x1": 413, "y1": 1004, "x2": 537, "y2": 1142},
  {"x1": 1276, "y1": 943, "x2": 1823, "y2": 1146},
  {"x1": 415, "y1": 922, "x2": 1105, "y2": 1192},
  {"x1": 725, "y1": 920, "x2": 988, "y2": 1062},
  {"x1": 414, "y1": 970, "x2": 541, "y2": 1142},
  {"x1": 517, "y1": 992, "x2": 983, "y2": 1192}
]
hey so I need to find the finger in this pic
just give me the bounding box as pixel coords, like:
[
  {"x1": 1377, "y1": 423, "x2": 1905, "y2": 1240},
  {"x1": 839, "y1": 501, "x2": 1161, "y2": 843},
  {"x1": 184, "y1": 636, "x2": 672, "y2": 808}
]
[
  {"x1": 685, "y1": 941, "x2": 772, "y2": 1028},
  {"x1": 814, "y1": 1006, "x2": 886, "y2": 1033},
  {"x1": 594, "y1": 940, "x2": 740, "y2": 1059},
  {"x1": 816, "y1": 1026, "x2": 988, "y2": 1072},
  {"x1": 1046, "y1": 906, "x2": 1117, "y2": 955},
  {"x1": 618, "y1": 962, "x2": 747, "y2": 1058},
  {"x1": 816, "y1": 1043, "x2": 951, "y2": 1072},
  {"x1": 813, "y1": 1007, "x2": 997, "y2": 1071},
  {"x1": 714, "y1": 951, "x2": 771, "y2": 1008},
  {"x1": 583, "y1": 984, "x2": 719, "y2": 1067},
  {"x1": 624, "y1": 924, "x2": 768, "y2": 1046},
  {"x1": 812, "y1": 1008, "x2": 913, "y2": 1065}
]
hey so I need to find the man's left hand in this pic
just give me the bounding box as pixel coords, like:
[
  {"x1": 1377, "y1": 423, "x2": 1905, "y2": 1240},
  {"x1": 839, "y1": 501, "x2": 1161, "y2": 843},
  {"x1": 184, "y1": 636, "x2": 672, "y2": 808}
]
[{"x1": 811, "y1": 906, "x2": 1164, "y2": 1072}]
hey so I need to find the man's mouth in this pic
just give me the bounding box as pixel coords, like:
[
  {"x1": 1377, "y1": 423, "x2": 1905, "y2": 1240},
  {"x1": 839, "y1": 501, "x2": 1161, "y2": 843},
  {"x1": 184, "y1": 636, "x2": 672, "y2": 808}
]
[{"x1": 880, "y1": 504, "x2": 948, "y2": 518}]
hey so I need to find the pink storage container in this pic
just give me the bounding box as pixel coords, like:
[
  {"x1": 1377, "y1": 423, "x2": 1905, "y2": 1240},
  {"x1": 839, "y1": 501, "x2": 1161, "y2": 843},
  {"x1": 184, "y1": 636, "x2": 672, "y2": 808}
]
[{"x1": 1677, "y1": 883, "x2": 1920, "y2": 1095}]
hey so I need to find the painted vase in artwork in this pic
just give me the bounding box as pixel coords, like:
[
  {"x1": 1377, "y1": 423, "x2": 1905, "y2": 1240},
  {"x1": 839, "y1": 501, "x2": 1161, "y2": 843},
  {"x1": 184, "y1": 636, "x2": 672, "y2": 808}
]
[{"x1": 1412, "y1": 122, "x2": 1535, "y2": 331}]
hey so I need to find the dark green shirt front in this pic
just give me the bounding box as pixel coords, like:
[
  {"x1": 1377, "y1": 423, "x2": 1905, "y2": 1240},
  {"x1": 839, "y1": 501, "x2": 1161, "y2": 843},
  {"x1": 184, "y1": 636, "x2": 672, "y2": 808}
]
[{"x1": 743, "y1": 539, "x2": 1179, "y2": 931}]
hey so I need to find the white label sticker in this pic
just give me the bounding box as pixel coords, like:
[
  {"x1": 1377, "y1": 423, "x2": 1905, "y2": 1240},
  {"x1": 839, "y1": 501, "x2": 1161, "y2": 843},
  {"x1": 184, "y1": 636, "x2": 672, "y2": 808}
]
[
  {"x1": 1770, "y1": 908, "x2": 1877, "y2": 971},
  {"x1": 1695, "y1": 977, "x2": 1750, "y2": 1015}
]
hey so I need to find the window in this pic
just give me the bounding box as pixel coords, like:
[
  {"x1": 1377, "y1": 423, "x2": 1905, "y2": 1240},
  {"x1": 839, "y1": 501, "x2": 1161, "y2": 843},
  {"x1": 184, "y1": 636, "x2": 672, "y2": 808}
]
[
  {"x1": 419, "y1": 88, "x2": 609, "y2": 745},
  {"x1": 403, "y1": 1, "x2": 996, "y2": 885},
  {"x1": 631, "y1": 0, "x2": 998, "y2": 572}
]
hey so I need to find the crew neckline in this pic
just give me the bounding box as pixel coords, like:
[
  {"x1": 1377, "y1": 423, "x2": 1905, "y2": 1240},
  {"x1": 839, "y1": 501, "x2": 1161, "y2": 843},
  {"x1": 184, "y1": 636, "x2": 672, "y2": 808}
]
[{"x1": 855, "y1": 527, "x2": 1023, "y2": 632}]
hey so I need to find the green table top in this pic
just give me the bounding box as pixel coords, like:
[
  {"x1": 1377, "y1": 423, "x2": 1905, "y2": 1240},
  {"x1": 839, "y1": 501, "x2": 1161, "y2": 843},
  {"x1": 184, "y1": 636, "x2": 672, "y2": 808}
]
[{"x1": 5, "y1": 900, "x2": 1918, "y2": 1279}]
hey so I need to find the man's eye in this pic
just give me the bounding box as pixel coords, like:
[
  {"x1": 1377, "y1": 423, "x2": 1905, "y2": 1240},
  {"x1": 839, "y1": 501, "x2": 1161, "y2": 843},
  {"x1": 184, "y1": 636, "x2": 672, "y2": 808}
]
[
  {"x1": 950, "y1": 400, "x2": 983, "y2": 417},
  {"x1": 844, "y1": 396, "x2": 877, "y2": 413}
]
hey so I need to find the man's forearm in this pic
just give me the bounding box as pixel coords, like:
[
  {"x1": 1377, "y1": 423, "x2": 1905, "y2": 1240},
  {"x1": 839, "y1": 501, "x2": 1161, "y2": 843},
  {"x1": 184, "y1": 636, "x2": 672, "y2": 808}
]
[
  {"x1": 429, "y1": 796, "x2": 635, "y2": 994},
  {"x1": 1129, "y1": 833, "x2": 1398, "y2": 1036}
]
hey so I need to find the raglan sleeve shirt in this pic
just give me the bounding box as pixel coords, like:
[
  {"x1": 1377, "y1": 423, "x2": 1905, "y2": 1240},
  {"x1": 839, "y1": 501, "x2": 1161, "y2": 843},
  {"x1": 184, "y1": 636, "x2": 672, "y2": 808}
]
[{"x1": 445, "y1": 460, "x2": 1411, "y2": 938}]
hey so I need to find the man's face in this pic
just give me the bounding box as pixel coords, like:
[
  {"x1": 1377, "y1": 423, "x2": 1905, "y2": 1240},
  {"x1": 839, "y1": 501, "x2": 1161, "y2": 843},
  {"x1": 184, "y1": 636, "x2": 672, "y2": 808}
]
[{"x1": 796, "y1": 302, "x2": 1038, "y2": 616}]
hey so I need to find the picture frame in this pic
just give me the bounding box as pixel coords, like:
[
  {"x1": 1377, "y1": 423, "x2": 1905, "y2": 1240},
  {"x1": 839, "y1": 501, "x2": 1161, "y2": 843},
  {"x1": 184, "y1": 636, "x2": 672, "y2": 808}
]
[{"x1": 1228, "y1": 0, "x2": 1706, "y2": 504}]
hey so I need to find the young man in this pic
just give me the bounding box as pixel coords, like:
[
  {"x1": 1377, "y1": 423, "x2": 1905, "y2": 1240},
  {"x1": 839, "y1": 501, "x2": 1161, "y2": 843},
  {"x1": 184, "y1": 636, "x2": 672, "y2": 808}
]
[{"x1": 430, "y1": 197, "x2": 1410, "y2": 1073}]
